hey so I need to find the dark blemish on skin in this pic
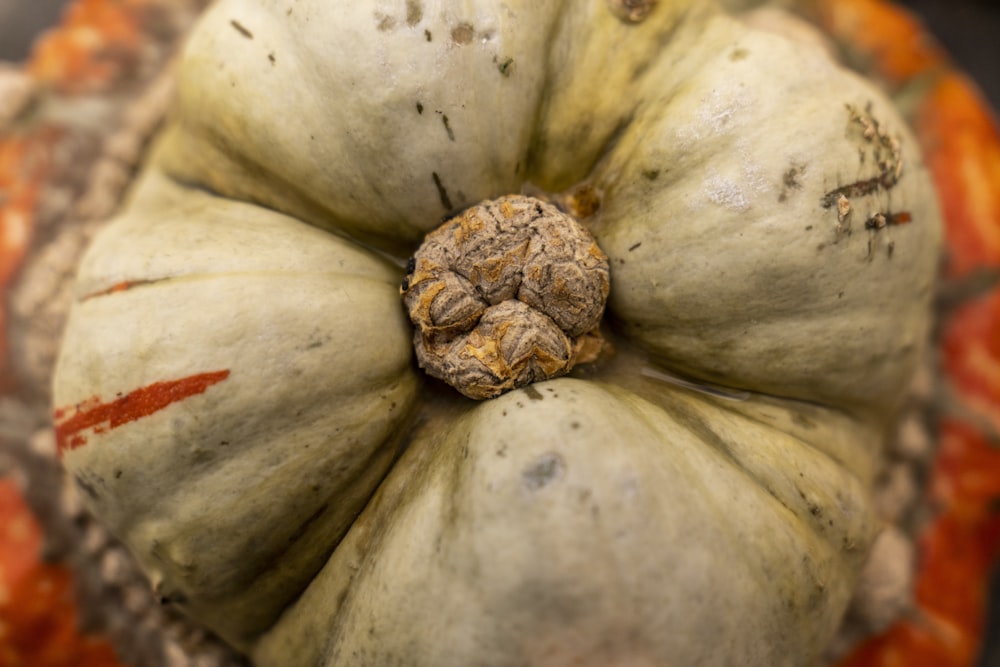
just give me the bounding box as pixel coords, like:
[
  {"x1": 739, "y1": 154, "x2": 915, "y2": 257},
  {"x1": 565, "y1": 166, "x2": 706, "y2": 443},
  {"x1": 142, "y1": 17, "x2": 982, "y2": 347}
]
[
  {"x1": 729, "y1": 48, "x2": 749, "y2": 61},
  {"x1": 496, "y1": 57, "x2": 514, "y2": 76},
  {"x1": 496, "y1": 444, "x2": 507, "y2": 457},
  {"x1": 642, "y1": 169, "x2": 660, "y2": 181},
  {"x1": 220, "y1": 440, "x2": 230, "y2": 445},
  {"x1": 838, "y1": 291, "x2": 845, "y2": 299},
  {"x1": 376, "y1": 12, "x2": 396, "y2": 31},
  {"x1": 778, "y1": 164, "x2": 804, "y2": 202},
  {"x1": 441, "y1": 114, "x2": 455, "y2": 141},
  {"x1": 406, "y1": 0, "x2": 423, "y2": 25},
  {"x1": 425, "y1": 29, "x2": 433, "y2": 42},
  {"x1": 570, "y1": 421, "x2": 581, "y2": 430},
  {"x1": 268, "y1": 52, "x2": 275, "y2": 65},
  {"x1": 230, "y1": 20, "x2": 253, "y2": 39},
  {"x1": 628, "y1": 241, "x2": 642, "y2": 252},
  {"x1": 74, "y1": 475, "x2": 99, "y2": 500},
  {"x1": 817, "y1": 243, "x2": 826, "y2": 251},
  {"x1": 432, "y1": 172, "x2": 453, "y2": 210},
  {"x1": 523, "y1": 452, "x2": 565, "y2": 491},
  {"x1": 821, "y1": 175, "x2": 888, "y2": 207},
  {"x1": 805, "y1": 225, "x2": 813, "y2": 231},
  {"x1": 114, "y1": 469, "x2": 122, "y2": 479},
  {"x1": 523, "y1": 385, "x2": 544, "y2": 401},
  {"x1": 784, "y1": 166, "x2": 802, "y2": 189},
  {"x1": 451, "y1": 22, "x2": 474, "y2": 44},
  {"x1": 416, "y1": 101, "x2": 424, "y2": 114}
]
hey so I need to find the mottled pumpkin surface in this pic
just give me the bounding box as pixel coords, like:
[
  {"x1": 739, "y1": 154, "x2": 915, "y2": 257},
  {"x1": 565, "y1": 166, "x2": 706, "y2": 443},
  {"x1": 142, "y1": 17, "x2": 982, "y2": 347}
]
[{"x1": 0, "y1": 0, "x2": 998, "y2": 666}]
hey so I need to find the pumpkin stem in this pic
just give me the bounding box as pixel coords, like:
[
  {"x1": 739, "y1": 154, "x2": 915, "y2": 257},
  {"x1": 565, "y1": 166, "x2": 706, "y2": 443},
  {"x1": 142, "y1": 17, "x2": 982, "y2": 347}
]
[{"x1": 401, "y1": 195, "x2": 610, "y2": 399}]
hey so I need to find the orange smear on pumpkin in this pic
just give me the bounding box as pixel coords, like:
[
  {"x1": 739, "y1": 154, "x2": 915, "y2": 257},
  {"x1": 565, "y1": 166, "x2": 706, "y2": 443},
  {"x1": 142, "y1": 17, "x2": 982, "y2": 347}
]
[
  {"x1": 0, "y1": 478, "x2": 126, "y2": 667},
  {"x1": 80, "y1": 279, "x2": 162, "y2": 301},
  {"x1": 54, "y1": 370, "x2": 230, "y2": 455}
]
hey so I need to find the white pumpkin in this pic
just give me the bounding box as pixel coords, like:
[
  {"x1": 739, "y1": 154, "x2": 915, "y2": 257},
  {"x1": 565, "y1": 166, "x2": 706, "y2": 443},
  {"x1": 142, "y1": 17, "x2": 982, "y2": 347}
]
[{"x1": 53, "y1": 0, "x2": 941, "y2": 664}]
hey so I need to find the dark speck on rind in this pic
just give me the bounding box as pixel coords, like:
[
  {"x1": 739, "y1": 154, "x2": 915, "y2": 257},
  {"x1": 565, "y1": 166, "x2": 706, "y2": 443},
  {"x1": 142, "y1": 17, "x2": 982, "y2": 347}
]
[
  {"x1": 425, "y1": 29, "x2": 433, "y2": 42},
  {"x1": 268, "y1": 52, "x2": 276, "y2": 65},
  {"x1": 230, "y1": 19, "x2": 253, "y2": 39},
  {"x1": 451, "y1": 22, "x2": 474, "y2": 44},
  {"x1": 779, "y1": 164, "x2": 805, "y2": 202},
  {"x1": 406, "y1": 0, "x2": 423, "y2": 25},
  {"x1": 431, "y1": 172, "x2": 453, "y2": 210},
  {"x1": 523, "y1": 385, "x2": 544, "y2": 401},
  {"x1": 74, "y1": 475, "x2": 99, "y2": 500},
  {"x1": 729, "y1": 47, "x2": 749, "y2": 61},
  {"x1": 375, "y1": 12, "x2": 396, "y2": 31},
  {"x1": 496, "y1": 57, "x2": 514, "y2": 77},
  {"x1": 523, "y1": 452, "x2": 565, "y2": 491},
  {"x1": 416, "y1": 101, "x2": 424, "y2": 114},
  {"x1": 784, "y1": 166, "x2": 803, "y2": 189},
  {"x1": 441, "y1": 114, "x2": 455, "y2": 141}
]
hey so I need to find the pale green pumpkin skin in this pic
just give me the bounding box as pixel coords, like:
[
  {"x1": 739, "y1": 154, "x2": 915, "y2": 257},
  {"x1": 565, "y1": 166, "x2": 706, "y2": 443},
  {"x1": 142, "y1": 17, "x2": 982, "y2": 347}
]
[
  {"x1": 52, "y1": 0, "x2": 940, "y2": 664},
  {"x1": 54, "y1": 170, "x2": 420, "y2": 644}
]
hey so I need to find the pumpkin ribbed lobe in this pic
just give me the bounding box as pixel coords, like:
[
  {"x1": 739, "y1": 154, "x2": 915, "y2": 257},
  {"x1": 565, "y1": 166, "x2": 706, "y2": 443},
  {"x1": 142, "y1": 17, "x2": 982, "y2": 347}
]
[{"x1": 401, "y1": 195, "x2": 610, "y2": 399}]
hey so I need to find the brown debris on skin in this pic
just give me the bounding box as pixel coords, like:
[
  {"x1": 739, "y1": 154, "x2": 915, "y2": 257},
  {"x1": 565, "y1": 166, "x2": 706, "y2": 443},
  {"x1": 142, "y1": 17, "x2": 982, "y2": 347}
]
[
  {"x1": 402, "y1": 195, "x2": 610, "y2": 399},
  {"x1": 606, "y1": 0, "x2": 658, "y2": 24}
]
